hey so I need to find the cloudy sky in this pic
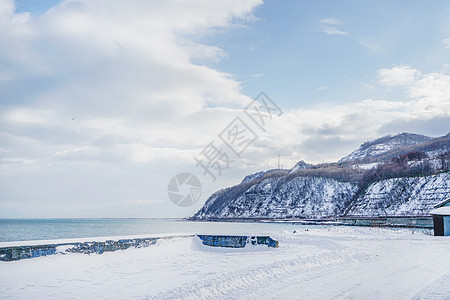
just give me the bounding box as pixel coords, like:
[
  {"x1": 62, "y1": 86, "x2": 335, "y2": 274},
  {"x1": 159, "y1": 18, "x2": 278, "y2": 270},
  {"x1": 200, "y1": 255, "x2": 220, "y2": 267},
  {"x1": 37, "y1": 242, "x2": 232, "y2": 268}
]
[{"x1": 1, "y1": 0, "x2": 449, "y2": 218}]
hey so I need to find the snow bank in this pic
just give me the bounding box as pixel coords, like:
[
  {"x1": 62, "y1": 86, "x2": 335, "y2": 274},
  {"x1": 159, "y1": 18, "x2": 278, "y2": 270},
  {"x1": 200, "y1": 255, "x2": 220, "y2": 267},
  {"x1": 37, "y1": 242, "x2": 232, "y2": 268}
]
[{"x1": 0, "y1": 234, "x2": 278, "y2": 261}]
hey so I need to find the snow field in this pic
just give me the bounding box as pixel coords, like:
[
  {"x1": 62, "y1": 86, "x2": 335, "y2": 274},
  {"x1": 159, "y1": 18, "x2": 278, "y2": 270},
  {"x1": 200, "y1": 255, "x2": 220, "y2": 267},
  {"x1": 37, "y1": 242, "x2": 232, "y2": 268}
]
[{"x1": 1, "y1": 227, "x2": 449, "y2": 299}]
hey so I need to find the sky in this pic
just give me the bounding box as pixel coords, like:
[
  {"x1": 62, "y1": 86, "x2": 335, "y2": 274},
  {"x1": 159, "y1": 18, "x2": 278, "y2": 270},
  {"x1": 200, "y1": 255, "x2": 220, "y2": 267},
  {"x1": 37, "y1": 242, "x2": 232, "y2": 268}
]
[{"x1": 0, "y1": 0, "x2": 449, "y2": 218}]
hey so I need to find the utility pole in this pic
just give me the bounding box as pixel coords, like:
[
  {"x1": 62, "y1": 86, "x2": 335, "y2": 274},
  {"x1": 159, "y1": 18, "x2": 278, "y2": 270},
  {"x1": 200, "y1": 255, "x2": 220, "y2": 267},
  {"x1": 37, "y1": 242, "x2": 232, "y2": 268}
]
[{"x1": 278, "y1": 155, "x2": 280, "y2": 169}]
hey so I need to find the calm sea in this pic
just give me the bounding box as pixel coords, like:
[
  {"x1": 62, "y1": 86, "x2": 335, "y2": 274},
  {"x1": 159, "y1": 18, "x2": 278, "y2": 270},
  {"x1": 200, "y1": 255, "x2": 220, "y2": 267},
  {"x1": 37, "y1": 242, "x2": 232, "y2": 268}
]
[{"x1": 0, "y1": 219, "x2": 304, "y2": 243}]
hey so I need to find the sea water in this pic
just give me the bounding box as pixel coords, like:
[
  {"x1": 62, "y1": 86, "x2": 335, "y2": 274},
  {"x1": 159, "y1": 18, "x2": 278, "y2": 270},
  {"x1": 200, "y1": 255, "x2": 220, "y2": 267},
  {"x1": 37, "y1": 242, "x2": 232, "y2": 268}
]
[{"x1": 0, "y1": 218, "x2": 306, "y2": 242}]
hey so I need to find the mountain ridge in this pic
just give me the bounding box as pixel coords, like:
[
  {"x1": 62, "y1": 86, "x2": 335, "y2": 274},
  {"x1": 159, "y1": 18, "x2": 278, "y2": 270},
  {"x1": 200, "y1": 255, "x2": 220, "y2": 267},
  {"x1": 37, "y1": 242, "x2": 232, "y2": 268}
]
[{"x1": 192, "y1": 132, "x2": 450, "y2": 220}]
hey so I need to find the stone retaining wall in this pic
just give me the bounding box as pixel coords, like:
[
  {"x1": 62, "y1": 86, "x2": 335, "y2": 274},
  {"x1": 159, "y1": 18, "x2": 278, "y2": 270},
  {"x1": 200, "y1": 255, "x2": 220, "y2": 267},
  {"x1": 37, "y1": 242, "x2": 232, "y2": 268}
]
[
  {"x1": 0, "y1": 237, "x2": 163, "y2": 262},
  {"x1": 0, "y1": 235, "x2": 279, "y2": 261},
  {"x1": 197, "y1": 235, "x2": 279, "y2": 248}
]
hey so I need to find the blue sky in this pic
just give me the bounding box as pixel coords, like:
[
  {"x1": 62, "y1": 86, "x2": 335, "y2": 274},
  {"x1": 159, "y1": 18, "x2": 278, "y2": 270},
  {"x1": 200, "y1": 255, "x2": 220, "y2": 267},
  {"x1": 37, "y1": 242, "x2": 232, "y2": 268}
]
[
  {"x1": 201, "y1": 0, "x2": 450, "y2": 108},
  {"x1": 15, "y1": 0, "x2": 61, "y2": 14},
  {"x1": 1, "y1": 0, "x2": 449, "y2": 217}
]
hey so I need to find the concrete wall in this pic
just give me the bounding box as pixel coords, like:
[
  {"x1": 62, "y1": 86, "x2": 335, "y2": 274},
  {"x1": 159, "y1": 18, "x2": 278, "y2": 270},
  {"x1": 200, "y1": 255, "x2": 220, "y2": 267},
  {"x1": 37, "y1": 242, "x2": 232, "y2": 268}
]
[
  {"x1": 197, "y1": 235, "x2": 279, "y2": 248},
  {"x1": 0, "y1": 235, "x2": 279, "y2": 262},
  {"x1": 0, "y1": 237, "x2": 162, "y2": 262}
]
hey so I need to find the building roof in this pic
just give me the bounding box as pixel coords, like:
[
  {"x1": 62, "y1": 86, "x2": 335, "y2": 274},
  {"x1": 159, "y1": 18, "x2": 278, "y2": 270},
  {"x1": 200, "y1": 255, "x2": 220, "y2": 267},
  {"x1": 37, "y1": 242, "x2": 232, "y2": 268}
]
[
  {"x1": 434, "y1": 197, "x2": 450, "y2": 209},
  {"x1": 430, "y1": 206, "x2": 450, "y2": 216}
]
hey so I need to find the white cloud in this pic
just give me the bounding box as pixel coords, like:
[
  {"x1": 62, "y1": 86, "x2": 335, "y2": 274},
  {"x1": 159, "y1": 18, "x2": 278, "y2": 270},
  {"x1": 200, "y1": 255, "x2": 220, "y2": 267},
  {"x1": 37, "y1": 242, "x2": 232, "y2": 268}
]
[
  {"x1": 0, "y1": 0, "x2": 263, "y2": 217},
  {"x1": 245, "y1": 66, "x2": 450, "y2": 165},
  {"x1": 359, "y1": 39, "x2": 382, "y2": 52},
  {"x1": 319, "y1": 18, "x2": 348, "y2": 35},
  {"x1": 442, "y1": 38, "x2": 450, "y2": 48},
  {"x1": 250, "y1": 73, "x2": 264, "y2": 79},
  {"x1": 322, "y1": 28, "x2": 348, "y2": 35},
  {"x1": 185, "y1": 42, "x2": 228, "y2": 63},
  {"x1": 249, "y1": 37, "x2": 269, "y2": 51},
  {"x1": 407, "y1": 71, "x2": 450, "y2": 118},
  {"x1": 0, "y1": 0, "x2": 13, "y2": 16},
  {"x1": 377, "y1": 65, "x2": 421, "y2": 86},
  {"x1": 320, "y1": 18, "x2": 342, "y2": 25}
]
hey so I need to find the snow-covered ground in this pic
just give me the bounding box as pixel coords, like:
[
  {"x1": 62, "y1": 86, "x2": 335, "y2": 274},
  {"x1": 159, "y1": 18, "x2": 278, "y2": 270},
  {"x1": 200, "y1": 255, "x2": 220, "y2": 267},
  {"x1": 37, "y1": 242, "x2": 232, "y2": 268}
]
[{"x1": 1, "y1": 227, "x2": 450, "y2": 299}]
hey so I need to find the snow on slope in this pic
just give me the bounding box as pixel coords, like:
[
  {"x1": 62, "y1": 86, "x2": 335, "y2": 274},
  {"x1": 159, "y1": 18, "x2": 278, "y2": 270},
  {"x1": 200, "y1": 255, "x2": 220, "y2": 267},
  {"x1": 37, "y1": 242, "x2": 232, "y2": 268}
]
[
  {"x1": 241, "y1": 171, "x2": 268, "y2": 184},
  {"x1": 194, "y1": 132, "x2": 449, "y2": 220},
  {"x1": 241, "y1": 161, "x2": 312, "y2": 185},
  {"x1": 339, "y1": 132, "x2": 432, "y2": 163},
  {"x1": 195, "y1": 172, "x2": 450, "y2": 219},
  {"x1": 289, "y1": 160, "x2": 312, "y2": 173},
  {"x1": 346, "y1": 172, "x2": 450, "y2": 217},
  {"x1": 1, "y1": 227, "x2": 450, "y2": 299},
  {"x1": 194, "y1": 176, "x2": 358, "y2": 219}
]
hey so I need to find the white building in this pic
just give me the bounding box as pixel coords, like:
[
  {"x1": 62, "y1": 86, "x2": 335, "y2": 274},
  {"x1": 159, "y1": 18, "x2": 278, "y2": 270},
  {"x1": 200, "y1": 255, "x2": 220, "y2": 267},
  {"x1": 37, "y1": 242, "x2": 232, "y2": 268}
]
[{"x1": 431, "y1": 198, "x2": 450, "y2": 236}]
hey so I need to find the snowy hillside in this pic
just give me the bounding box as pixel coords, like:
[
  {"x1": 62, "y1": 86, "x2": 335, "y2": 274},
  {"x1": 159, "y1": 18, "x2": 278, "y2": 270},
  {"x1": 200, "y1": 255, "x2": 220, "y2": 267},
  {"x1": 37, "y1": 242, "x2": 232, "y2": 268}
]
[
  {"x1": 194, "y1": 176, "x2": 358, "y2": 219},
  {"x1": 193, "y1": 132, "x2": 450, "y2": 220},
  {"x1": 193, "y1": 171, "x2": 450, "y2": 219},
  {"x1": 345, "y1": 172, "x2": 450, "y2": 217},
  {"x1": 339, "y1": 132, "x2": 432, "y2": 163}
]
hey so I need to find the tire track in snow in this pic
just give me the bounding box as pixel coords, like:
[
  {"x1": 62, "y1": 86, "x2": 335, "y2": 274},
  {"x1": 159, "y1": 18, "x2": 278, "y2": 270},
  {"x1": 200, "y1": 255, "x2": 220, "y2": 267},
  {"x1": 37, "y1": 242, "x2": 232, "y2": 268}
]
[{"x1": 145, "y1": 250, "x2": 375, "y2": 300}]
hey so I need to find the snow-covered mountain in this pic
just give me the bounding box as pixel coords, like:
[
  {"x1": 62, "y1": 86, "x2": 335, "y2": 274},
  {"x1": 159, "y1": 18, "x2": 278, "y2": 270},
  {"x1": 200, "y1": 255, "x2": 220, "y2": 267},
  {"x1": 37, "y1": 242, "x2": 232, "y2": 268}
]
[
  {"x1": 338, "y1": 133, "x2": 432, "y2": 163},
  {"x1": 192, "y1": 132, "x2": 450, "y2": 220},
  {"x1": 193, "y1": 171, "x2": 450, "y2": 219},
  {"x1": 195, "y1": 176, "x2": 357, "y2": 219},
  {"x1": 345, "y1": 172, "x2": 450, "y2": 217}
]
